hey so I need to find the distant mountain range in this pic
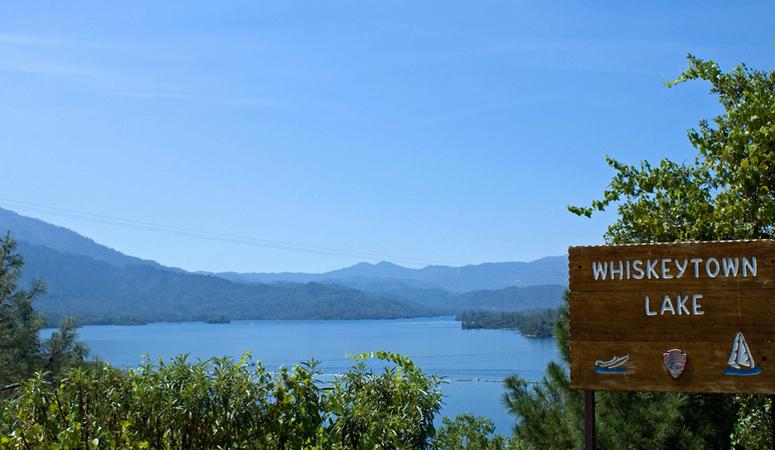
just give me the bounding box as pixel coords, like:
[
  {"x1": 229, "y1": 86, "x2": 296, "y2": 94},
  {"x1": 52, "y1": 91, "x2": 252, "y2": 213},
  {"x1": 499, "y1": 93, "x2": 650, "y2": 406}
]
[
  {"x1": 213, "y1": 257, "x2": 567, "y2": 293},
  {"x1": 0, "y1": 207, "x2": 567, "y2": 325}
]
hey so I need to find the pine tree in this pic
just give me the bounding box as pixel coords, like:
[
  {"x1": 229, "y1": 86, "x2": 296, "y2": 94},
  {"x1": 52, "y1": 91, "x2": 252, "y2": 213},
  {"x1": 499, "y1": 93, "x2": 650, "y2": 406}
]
[
  {"x1": 0, "y1": 233, "x2": 88, "y2": 389},
  {"x1": 0, "y1": 233, "x2": 45, "y2": 388}
]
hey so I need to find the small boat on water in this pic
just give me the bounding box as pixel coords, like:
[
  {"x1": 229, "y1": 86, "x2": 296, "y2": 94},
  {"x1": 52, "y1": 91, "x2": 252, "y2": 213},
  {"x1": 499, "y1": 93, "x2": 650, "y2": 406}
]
[
  {"x1": 595, "y1": 354, "x2": 629, "y2": 373},
  {"x1": 725, "y1": 332, "x2": 762, "y2": 376}
]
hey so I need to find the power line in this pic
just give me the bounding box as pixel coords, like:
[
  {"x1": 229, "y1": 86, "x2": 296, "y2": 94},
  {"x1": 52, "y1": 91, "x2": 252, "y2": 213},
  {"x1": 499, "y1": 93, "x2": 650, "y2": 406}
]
[
  {"x1": 0, "y1": 198, "x2": 464, "y2": 266},
  {"x1": 0, "y1": 198, "x2": 567, "y2": 276}
]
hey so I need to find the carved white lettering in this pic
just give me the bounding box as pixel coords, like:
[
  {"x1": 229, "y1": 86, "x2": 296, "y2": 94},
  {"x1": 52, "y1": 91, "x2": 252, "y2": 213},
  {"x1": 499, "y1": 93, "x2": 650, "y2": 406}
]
[
  {"x1": 743, "y1": 257, "x2": 757, "y2": 277},
  {"x1": 647, "y1": 259, "x2": 659, "y2": 279},
  {"x1": 592, "y1": 262, "x2": 607, "y2": 280},
  {"x1": 632, "y1": 259, "x2": 644, "y2": 280},
  {"x1": 644, "y1": 295, "x2": 657, "y2": 316},
  {"x1": 706, "y1": 257, "x2": 720, "y2": 278},
  {"x1": 692, "y1": 294, "x2": 704, "y2": 315},
  {"x1": 690, "y1": 258, "x2": 702, "y2": 278},
  {"x1": 610, "y1": 260, "x2": 624, "y2": 280},
  {"x1": 644, "y1": 293, "x2": 704, "y2": 316},
  {"x1": 661, "y1": 258, "x2": 673, "y2": 279},
  {"x1": 625, "y1": 260, "x2": 631, "y2": 279},
  {"x1": 721, "y1": 257, "x2": 739, "y2": 277},
  {"x1": 675, "y1": 259, "x2": 688, "y2": 278},
  {"x1": 660, "y1": 295, "x2": 675, "y2": 315},
  {"x1": 591, "y1": 256, "x2": 758, "y2": 280},
  {"x1": 676, "y1": 294, "x2": 690, "y2": 315}
]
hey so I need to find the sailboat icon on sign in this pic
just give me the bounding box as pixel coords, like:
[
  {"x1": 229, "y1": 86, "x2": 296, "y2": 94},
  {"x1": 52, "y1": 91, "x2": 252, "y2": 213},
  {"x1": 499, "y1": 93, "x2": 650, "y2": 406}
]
[{"x1": 725, "y1": 332, "x2": 762, "y2": 376}]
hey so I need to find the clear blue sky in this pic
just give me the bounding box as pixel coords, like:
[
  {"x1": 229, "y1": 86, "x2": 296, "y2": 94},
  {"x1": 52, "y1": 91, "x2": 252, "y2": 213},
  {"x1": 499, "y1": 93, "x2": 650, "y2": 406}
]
[{"x1": 1, "y1": 2, "x2": 773, "y2": 273}]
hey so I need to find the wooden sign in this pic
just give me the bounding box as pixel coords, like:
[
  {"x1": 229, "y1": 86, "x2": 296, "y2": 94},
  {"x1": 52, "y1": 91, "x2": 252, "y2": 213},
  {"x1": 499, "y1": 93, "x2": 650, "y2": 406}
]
[{"x1": 569, "y1": 240, "x2": 775, "y2": 394}]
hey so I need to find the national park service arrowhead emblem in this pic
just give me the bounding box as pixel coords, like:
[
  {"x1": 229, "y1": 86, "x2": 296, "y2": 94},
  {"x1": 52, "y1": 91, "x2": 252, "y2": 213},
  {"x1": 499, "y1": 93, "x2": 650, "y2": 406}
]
[{"x1": 663, "y1": 348, "x2": 687, "y2": 380}]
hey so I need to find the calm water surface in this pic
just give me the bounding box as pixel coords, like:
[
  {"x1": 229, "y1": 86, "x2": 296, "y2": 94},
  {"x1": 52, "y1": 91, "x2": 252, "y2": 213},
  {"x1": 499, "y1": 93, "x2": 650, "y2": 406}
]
[{"x1": 44, "y1": 316, "x2": 559, "y2": 433}]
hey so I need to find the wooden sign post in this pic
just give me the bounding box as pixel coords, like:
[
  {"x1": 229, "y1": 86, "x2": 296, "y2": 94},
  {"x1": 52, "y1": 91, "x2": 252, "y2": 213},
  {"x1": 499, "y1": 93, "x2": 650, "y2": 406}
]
[{"x1": 569, "y1": 240, "x2": 775, "y2": 449}]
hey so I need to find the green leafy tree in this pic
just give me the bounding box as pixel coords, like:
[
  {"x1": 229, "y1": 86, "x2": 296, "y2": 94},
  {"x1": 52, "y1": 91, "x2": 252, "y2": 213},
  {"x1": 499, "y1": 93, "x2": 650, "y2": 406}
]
[
  {"x1": 731, "y1": 395, "x2": 772, "y2": 449},
  {"x1": 0, "y1": 233, "x2": 87, "y2": 390},
  {"x1": 0, "y1": 233, "x2": 46, "y2": 388},
  {"x1": 569, "y1": 56, "x2": 775, "y2": 242},
  {"x1": 40, "y1": 316, "x2": 89, "y2": 377},
  {"x1": 457, "y1": 309, "x2": 559, "y2": 337},
  {"x1": 325, "y1": 351, "x2": 444, "y2": 449},
  {"x1": 0, "y1": 352, "x2": 446, "y2": 449},
  {"x1": 433, "y1": 414, "x2": 523, "y2": 450},
  {"x1": 506, "y1": 55, "x2": 774, "y2": 449}
]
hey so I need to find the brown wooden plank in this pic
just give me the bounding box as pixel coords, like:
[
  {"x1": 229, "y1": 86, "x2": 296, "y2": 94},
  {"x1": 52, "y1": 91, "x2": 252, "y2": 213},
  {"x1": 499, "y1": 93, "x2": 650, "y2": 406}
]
[
  {"x1": 568, "y1": 240, "x2": 775, "y2": 393},
  {"x1": 570, "y1": 289, "x2": 775, "y2": 341},
  {"x1": 570, "y1": 339, "x2": 775, "y2": 394}
]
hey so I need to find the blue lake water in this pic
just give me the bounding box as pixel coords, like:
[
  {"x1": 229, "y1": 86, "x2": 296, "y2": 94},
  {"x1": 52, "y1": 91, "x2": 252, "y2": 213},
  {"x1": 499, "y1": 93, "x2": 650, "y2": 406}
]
[{"x1": 43, "y1": 316, "x2": 559, "y2": 433}]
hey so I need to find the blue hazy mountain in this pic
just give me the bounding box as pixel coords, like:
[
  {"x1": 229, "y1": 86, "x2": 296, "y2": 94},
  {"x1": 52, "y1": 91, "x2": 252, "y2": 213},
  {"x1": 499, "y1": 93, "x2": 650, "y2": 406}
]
[
  {"x1": 0, "y1": 207, "x2": 160, "y2": 268},
  {"x1": 0, "y1": 207, "x2": 434, "y2": 324},
  {"x1": 17, "y1": 241, "x2": 432, "y2": 325},
  {"x1": 446, "y1": 285, "x2": 566, "y2": 311},
  {"x1": 314, "y1": 279, "x2": 566, "y2": 312},
  {"x1": 0, "y1": 207, "x2": 566, "y2": 325},
  {"x1": 216, "y1": 257, "x2": 568, "y2": 293}
]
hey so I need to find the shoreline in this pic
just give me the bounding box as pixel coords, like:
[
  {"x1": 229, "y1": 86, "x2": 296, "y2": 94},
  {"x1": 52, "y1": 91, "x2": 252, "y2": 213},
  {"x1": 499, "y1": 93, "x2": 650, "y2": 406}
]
[{"x1": 41, "y1": 314, "x2": 458, "y2": 330}]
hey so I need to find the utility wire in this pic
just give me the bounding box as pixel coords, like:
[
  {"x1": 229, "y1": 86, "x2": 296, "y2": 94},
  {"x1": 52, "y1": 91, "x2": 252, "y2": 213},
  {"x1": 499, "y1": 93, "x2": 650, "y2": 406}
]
[
  {"x1": 0, "y1": 198, "x2": 566, "y2": 276},
  {"x1": 0, "y1": 198, "x2": 462, "y2": 266}
]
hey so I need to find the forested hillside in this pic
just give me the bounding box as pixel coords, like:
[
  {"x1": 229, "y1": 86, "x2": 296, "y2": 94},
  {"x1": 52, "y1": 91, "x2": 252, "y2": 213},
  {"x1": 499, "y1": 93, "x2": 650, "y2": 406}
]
[
  {"x1": 0, "y1": 207, "x2": 160, "y2": 268},
  {"x1": 18, "y1": 242, "x2": 435, "y2": 325},
  {"x1": 1, "y1": 207, "x2": 566, "y2": 325},
  {"x1": 447, "y1": 285, "x2": 565, "y2": 311},
  {"x1": 457, "y1": 309, "x2": 560, "y2": 338}
]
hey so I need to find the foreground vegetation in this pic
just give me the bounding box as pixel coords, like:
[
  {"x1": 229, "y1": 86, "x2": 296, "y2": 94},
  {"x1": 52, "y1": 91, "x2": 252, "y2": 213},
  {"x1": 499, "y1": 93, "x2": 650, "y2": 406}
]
[
  {"x1": 457, "y1": 309, "x2": 558, "y2": 338},
  {"x1": 1, "y1": 234, "x2": 519, "y2": 449},
  {"x1": 0, "y1": 354, "x2": 521, "y2": 449},
  {"x1": 2, "y1": 352, "x2": 436, "y2": 449}
]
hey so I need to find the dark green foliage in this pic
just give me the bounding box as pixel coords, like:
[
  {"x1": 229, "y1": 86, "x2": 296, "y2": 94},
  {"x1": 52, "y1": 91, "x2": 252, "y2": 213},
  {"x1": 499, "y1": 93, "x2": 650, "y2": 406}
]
[
  {"x1": 0, "y1": 233, "x2": 45, "y2": 388},
  {"x1": 0, "y1": 234, "x2": 87, "y2": 389},
  {"x1": 503, "y1": 362, "x2": 582, "y2": 449},
  {"x1": 326, "y1": 352, "x2": 443, "y2": 449},
  {"x1": 0, "y1": 352, "x2": 444, "y2": 449},
  {"x1": 731, "y1": 395, "x2": 773, "y2": 449},
  {"x1": 506, "y1": 55, "x2": 774, "y2": 448},
  {"x1": 568, "y1": 56, "x2": 775, "y2": 243},
  {"x1": 433, "y1": 414, "x2": 522, "y2": 450},
  {"x1": 39, "y1": 317, "x2": 89, "y2": 378},
  {"x1": 457, "y1": 309, "x2": 559, "y2": 337}
]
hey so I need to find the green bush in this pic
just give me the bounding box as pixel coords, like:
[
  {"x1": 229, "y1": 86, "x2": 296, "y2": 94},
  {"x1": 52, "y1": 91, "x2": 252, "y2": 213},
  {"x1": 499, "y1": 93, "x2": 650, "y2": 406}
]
[
  {"x1": 433, "y1": 414, "x2": 524, "y2": 450},
  {"x1": 0, "y1": 352, "x2": 446, "y2": 449}
]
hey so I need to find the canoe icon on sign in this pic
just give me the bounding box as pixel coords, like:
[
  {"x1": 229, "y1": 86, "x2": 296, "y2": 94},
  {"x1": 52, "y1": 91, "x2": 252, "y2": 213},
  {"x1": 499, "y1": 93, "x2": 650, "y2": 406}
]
[
  {"x1": 725, "y1": 332, "x2": 761, "y2": 376},
  {"x1": 595, "y1": 355, "x2": 629, "y2": 373}
]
